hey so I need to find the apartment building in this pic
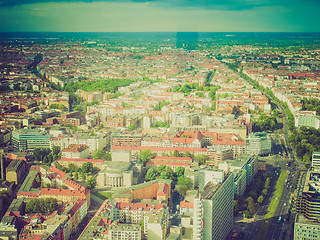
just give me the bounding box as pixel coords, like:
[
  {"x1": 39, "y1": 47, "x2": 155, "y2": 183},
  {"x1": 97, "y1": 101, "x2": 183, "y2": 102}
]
[{"x1": 61, "y1": 144, "x2": 90, "y2": 159}]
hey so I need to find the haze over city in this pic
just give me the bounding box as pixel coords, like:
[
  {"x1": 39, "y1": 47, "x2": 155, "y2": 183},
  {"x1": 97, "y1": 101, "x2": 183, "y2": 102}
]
[
  {"x1": 1, "y1": 0, "x2": 320, "y2": 32},
  {"x1": 1, "y1": 0, "x2": 320, "y2": 239}
]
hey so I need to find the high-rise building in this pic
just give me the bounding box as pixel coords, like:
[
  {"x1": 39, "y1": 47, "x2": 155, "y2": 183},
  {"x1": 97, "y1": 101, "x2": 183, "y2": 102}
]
[{"x1": 193, "y1": 172, "x2": 234, "y2": 240}]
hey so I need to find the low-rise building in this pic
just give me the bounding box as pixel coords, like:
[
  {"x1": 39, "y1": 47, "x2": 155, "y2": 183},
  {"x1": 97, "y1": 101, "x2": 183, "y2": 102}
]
[
  {"x1": 113, "y1": 179, "x2": 171, "y2": 204},
  {"x1": 147, "y1": 161, "x2": 191, "y2": 171}
]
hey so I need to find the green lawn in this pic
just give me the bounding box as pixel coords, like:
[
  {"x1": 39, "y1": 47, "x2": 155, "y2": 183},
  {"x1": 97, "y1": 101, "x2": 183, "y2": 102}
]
[
  {"x1": 92, "y1": 191, "x2": 113, "y2": 200},
  {"x1": 264, "y1": 170, "x2": 288, "y2": 219}
]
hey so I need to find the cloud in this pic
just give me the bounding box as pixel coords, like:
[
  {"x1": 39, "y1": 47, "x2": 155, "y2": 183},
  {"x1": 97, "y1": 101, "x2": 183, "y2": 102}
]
[{"x1": 1, "y1": 0, "x2": 319, "y2": 10}]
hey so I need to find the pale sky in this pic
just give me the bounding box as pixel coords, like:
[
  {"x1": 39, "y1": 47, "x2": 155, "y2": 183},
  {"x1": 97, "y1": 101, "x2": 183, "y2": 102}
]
[{"x1": 0, "y1": 0, "x2": 319, "y2": 32}]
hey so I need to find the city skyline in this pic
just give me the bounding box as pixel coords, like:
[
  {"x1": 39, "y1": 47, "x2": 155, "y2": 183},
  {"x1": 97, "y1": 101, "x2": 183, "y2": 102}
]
[{"x1": 1, "y1": 0, "x2": 320, "y2": 32}]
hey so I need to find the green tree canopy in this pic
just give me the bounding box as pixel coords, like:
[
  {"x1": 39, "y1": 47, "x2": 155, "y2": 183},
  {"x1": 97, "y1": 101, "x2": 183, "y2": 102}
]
[
  {"x1": 246, "y1": 197, "x2": 256, "y2": 214},
  {"x1": 85, "y1": 176, "x2": 97, "y2": 190},
  {"x1": 175, "y1": 167, "x2": 185, "y2": 178},
  {"x1": 92, "y1": 150, "x2": 111, "y2": 161},
  {"x1": 159, "y1": 166, "x2": 173, "y2": 180},
  {"x1": 195, "y1": 154, "x2": 209, "y2": 165},
  {"x1": 63, "y1": 79, "x2": 137, "y2": 94},
  {"x1": 257, "y1": 195, "x2": 264, "y2": 204},
  {"x1": 173, "y1": 150, "x2": 181, "y2": 157},
  {"x1": 82, "y1": 162, "x2": 93, "y2": 174},
  {"x1": 140, "y1": 150, "x2": 155, "y2": 163},
  {"x1": 177, "y1": 176, "x2": 192, "y2": 189},
  {"x1": 145, "y1": 168, "x2": 158, "y2": 181},
  {"x1": 26, "y1": 198, "x2": 58, "y2": 214}
]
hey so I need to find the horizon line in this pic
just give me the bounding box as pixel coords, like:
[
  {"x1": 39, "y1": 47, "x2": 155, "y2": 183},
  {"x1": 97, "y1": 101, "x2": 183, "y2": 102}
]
[{"x1": 1, "y1": 31, "x2": 320, "y2": 33}]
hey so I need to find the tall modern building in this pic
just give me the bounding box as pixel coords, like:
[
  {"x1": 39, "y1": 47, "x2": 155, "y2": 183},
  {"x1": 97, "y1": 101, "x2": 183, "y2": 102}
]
[
  {"x1": 12, "y1": 129, "x2": 50, "y2": 151},
  {"x1": 193, "y1": 172, "x2": 234, "y2": 240},
  {"x1": 245, "y1": 132, "x2": 272, "y2": 156},
  {"x1": 294, "y1": 168, "x2": 320, "y2": 239}
]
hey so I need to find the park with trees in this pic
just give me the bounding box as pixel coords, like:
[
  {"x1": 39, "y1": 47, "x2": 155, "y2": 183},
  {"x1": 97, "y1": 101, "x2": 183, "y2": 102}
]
[
  {"x1": 144, "y1": 165, "x2": 192, "y2": 199},
  {"x1": 289, "y1": 126, "x2": 320, "y2": 162},
  {"x1": 301, "y1": 98, "x2": 320, "y2": 115},
  {"x1": 172, "y1": 82, "x2": 221, "y2": 100},
  {"x1": 63, "y1": 78, "x2": 137, "y2": 94},
  {"x1": 56, "y1": 162, "x2": 97, "y2": 185},
  {"x1": 33, "y1": 146, "x2": 61, "y2": 166}
]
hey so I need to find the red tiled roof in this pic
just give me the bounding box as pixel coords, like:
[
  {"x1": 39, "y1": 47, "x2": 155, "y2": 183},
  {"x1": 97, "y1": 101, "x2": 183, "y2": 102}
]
[
  {"x1": 6, "y1": 153, "x2": 18, "y2": 160},
  {"x1": 112, "y1": 146, "x2": 207, "y2": 152},
  {"x1": 48, "y1": 166, "x2": 67, "y2": 179},
  {"x1": 154, "y1": 156, "x2": 192, "y2": 161},
  {"x1": 147, "y1": 161, "x2": 190, "y2": 166},
  {"x1": 116, "y1": 202, "x2": 167, "y2": 211},
  {"x1": 157, "y1": 183, "x2": 169, "y2": 196},
  {"x1": 62, "y1": 144, "x2": 89, "y2": 153},
  {"x1": 59, "y1": 158, "x2": 104, "y2": 163},
  {"x1": 180, "y1": 200, "x2": 193, "y2": 208},
  {"x1": 41, "y1": 188, "x2": 87, "y2": 197}
]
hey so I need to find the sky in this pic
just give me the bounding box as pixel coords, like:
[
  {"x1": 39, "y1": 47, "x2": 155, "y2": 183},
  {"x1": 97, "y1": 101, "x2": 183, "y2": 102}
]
[{"x1": 0, "y1": 0, "x2": 319, "y2": 32}]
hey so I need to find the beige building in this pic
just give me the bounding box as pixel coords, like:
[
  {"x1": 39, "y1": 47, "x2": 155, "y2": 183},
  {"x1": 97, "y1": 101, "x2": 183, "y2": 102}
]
[
  {"x1": 97, "y1": 162, "x2": 133, "y2": 188},
  {"x1": 112, "y1": 149, "x2": 132, "y2": 162}
]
